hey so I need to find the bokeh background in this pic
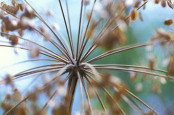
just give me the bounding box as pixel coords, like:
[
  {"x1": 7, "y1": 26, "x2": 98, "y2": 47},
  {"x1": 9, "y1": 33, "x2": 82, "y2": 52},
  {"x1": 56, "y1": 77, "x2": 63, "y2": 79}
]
[{"x1": 0, "y1": 0, "x2": 174, "y2": 114}]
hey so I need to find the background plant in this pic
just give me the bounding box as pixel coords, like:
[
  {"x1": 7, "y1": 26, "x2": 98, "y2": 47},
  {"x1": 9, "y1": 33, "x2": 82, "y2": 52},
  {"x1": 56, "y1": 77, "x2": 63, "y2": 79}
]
[{"x1": 0, "y1": 0, "x2": 174, "y2": 115}]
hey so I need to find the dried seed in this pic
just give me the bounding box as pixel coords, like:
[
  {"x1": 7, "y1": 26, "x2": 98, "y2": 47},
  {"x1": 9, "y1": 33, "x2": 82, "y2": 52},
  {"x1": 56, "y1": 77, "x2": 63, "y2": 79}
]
[
  {"x1": 164, "y1": 19, "x2": 173, "y2": 26},
  {"x1": 154, "y1": 0, "x2": 160, "y2": 4},
  {"x1": 130, "y1": 9, "x2": 138, "y2": 21},
  {"x1": 148, "y1": 55, "x2": 156, "y2": 70},
  {"x1": 9, "y1": 35, "x2": 18, "y2": 45},
  {"x1": 167, "y1": 54, "x2": 174, "y2": 75},
  {"x1": 161, "y1": 0, "x2": 166, "y2": 7}
]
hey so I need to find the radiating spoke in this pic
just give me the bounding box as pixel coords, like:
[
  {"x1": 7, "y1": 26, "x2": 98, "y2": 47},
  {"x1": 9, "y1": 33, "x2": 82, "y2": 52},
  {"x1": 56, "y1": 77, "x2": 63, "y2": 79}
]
[
  {"x1": 58, "y1": 0, "x2": 75, "y2": 58},
  {"x1": 76, "y1": 0, "x2": 84, "y2": 60},
  {"x1": 125, "y1": 89, "x2": 157, "y2": 115},
  {"x1": 0, "y1": 32, "x2": 68, "y2": 63},
  {"x1": 22, "y1": 0, "x2": 74, "y2": 62},
  {"x1": 77, "y1": 0, "x2": 97, "y2": 63},
  {"x1": 92, "y1": 66, "x2": 174, "y2": 79},
  {"x1": 92, "y1": 64, "x2": 167, "y2": 73},
  {"x1": 87, "y1": 43, "x2": 151, "y2": 63},
  {"x1": 81, "y1": 1, "x2": 148, "y2": 62},
  {"x1": 86, "y1": 73, "x2": 126, "y2": 115},
  {"x1": 41, "y1": 90, "x2": 57, "y2": 111},
  {"x1": 84, "y1": 74, "x2": 106, "y2": 111},
  {"x1": 78, "y1": 71, "x2": 93, "y2": 113}
]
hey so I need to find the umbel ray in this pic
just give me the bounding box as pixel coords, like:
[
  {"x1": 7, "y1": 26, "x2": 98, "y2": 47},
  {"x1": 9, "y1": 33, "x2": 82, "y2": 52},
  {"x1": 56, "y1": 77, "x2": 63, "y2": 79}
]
[{"x1": 0, "y1": 0, "x2": 174, "y2": 115}]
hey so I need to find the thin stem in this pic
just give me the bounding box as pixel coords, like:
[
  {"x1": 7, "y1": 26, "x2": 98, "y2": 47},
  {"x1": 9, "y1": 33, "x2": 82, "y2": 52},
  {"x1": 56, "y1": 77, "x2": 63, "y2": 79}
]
[
  {"x1": 13, "y1": 66, "x2": 63, "y2": 79},
  {"x1": 4, "y1": 71, "x2": 66, "y2": 115},
  {"x1": 66, "y1": 73, "x2": 78, "y2": 113},
  {"x1": 0, "y1": 7, "x2": 70, "y2": 60},
  {"x1": 80, "y1": 7, "x2": 126, "y2": 62},
  {"x1": 23, "y1": 0, "x2": 74, "y2": 63},
  {"x1": 87, "y1": 43, "x2": 151, "y2": 63},
  {"x1": 4, "y1": 96, "x2": 29, "y2": 115},
  {"x1": 21, "y1": 74, "x2": 42, "y2": 94},
  {"x1": 65, "y1": 0, "x2": 74, "y2": 58},
  {"x1": 92, "y1": 66, "x2": 174, "y2": 79},
  {"x1": 40, "y1": 73, "x2": 71, "y2": 112},
  {"x1": 86, "y1": 73, "x2": 126, "y2": 115},
  {"x1": 41, "y1": 90, "x2": 57, "y2": 111},
  {"x1": 125, "y1": 89, "x2": 157, "y2": 115},
  {"x1": 92, "y1": 64, "x2": 167, "y2": 73},
  {"x1": 81, "y1": 1, "x2": 148, "y2": 62},
  {"x1": 58, "y1": 0, "x2": 75, "y2": 58},
  {"x1": 33, "y1": 28, "x2": 72, "y2": 62},
  {"x1": 79, "y1": 72, "x2": 93, "y2": 113},
  {"x1": 77, "y1": 0, "x2": 97, "y2": 63},
  {"x1": 84, "y1": 74, "x2": 106, "y2": 111},
  {"x1": 127, "y1": 95, "x2": 144, "y2": 114},
  {"x1": 79, "y1": 4, "x2": 87, "y2": 51},
  {"x1": 14, "y1": 63, "x2": 64, "y2": 76},
  {"x1": 0, "y1": 32, "x2": 68, "y2": 63},
  {"x1": 77, "y1": 71, "x2": 84, "y2": 114},
  {"x1": 76, "y1": 0, "x2": 84, "y2": 60}
]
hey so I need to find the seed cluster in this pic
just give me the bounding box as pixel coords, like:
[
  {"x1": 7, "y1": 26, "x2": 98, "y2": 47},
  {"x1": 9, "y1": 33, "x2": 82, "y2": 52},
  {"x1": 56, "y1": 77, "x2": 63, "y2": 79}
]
[{"x1": 0, "y1": 0, "x2": 174, "y2": 115}]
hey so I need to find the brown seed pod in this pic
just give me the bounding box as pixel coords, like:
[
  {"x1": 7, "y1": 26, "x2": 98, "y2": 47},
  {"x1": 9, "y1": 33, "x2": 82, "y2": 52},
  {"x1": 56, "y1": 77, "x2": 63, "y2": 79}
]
[
  {"x1": 161, "y1": 0, "x2": 166, "y2": 7},
  {"x1": 167, "y1": 54, "x2": 174, "y2": 75},
  {"x1": 9, "y1": 35, "x2": 18, "y2": 45},
  {"x1": 130, "y1": 9, "x2": 138, "y2": 21},
  {"x1": 154, "y1": 0, "x2": 160, "y2": 4},
  {"x1": 18, "y1": 29, "x2": 23, "y2": 36},
  {"x1": 148, "y1": 55, "x2": 156, "y2": 70},
  {"x1": 164, "y1": 19, "x2": 173, "y2": 26},
  {"x1": 19, "y1": 4, "x2": 24, "y2": 11}
]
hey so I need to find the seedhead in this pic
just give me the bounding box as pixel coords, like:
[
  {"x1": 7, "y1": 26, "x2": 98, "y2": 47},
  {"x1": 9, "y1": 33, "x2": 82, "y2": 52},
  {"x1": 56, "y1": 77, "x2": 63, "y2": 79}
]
[{"x1": 0, "y1": 0, "x2": 174, "y2": 115}]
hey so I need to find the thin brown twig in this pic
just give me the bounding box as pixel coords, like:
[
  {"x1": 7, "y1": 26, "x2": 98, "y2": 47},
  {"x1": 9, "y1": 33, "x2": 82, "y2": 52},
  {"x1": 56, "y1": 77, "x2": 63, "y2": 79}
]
[
  {"x1": 92, "y1": 66, "x2": 174, "y2": 79},
  {"x1": 76, "y1": 0, "x2": 84, "y2": 60},
  {"x1": 86, "y1": 73, "x2": 126, "y2": 115},
  {"x1": 23, "y1": 0, "x2": 74, "y2": 63},
  {"x1": 65, "y1": 0, "x2": 74, "y2": 58},
  {"x1": 81, "y1": 1, "x2": 148, "y2": 62},
  {"x1": 92, "y1": 64, "x2": 167, "y2": 73},
  {"x1": 77, "y1": 0, "x2": 97, "y2": 63},
  {"x1": 58, "y1": 0, "x2": 75, "y2": 58},
  {"x1": 84, "y1": 74, "x2": 106, "y2": 111},
  {"x1": 0, "y1": 32, "x2": 68, "y2": 63},
  {"x1": 87, "y1": 43, "x2": 151, "y2": 63},
  {"x1": 79, "y1": 72, "x2": 93, "y2": 113}
]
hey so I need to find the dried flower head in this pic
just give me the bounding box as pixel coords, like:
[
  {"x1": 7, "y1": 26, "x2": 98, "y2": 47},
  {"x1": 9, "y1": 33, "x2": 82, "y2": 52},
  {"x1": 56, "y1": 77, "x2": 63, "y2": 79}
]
[{"x1": 0, "y1": 0, "x2": 174, "y2": 115}]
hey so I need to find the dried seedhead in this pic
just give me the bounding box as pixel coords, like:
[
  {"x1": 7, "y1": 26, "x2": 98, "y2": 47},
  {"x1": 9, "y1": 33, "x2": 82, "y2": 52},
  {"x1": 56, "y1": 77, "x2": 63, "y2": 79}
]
[{"x1": 0, "y1": 0, "x2": 174, "y2": 115}]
